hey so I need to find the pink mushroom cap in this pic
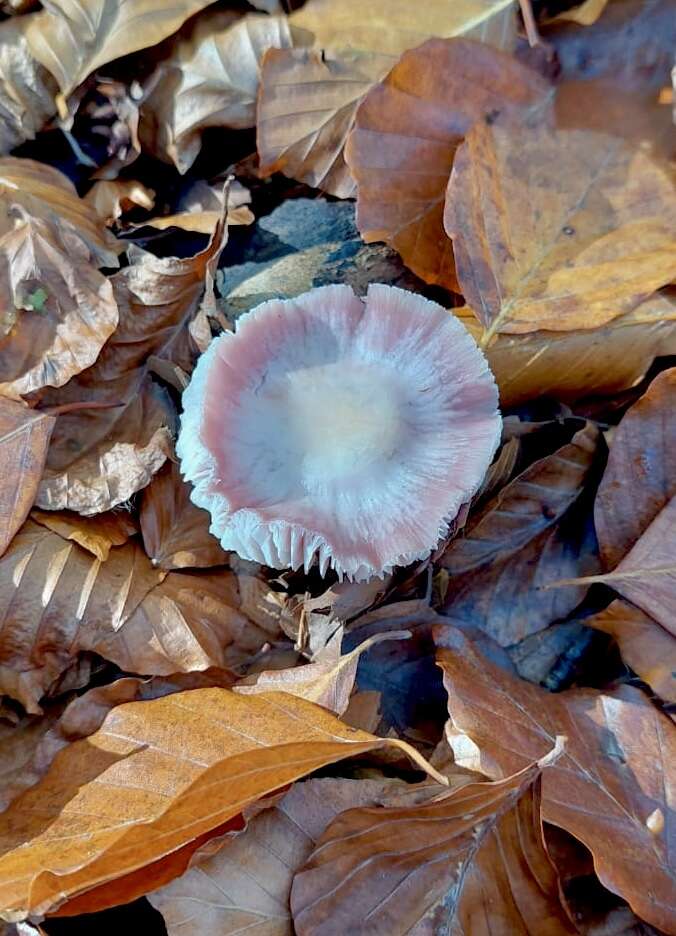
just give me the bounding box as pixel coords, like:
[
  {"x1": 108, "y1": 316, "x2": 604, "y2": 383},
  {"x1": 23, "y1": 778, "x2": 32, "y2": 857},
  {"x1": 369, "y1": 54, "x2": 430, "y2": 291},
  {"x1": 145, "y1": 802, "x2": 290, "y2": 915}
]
[{"x1": 177, "y1": 284, "x2": 501, "y2": 581}]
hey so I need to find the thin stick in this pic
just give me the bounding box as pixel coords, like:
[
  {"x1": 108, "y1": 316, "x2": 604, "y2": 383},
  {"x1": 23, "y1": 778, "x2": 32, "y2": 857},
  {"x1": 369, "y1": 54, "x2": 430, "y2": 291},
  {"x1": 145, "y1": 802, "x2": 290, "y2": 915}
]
[{"x1": 519, "y1": 0, "x2": 541, "y2": 47}]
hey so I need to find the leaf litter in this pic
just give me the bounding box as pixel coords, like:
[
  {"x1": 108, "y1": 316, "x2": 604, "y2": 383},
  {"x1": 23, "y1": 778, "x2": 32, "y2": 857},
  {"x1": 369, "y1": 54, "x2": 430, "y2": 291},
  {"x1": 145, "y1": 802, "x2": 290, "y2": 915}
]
[{"x1": 0, "y1": 1, "x2": 674, "y2": 934}]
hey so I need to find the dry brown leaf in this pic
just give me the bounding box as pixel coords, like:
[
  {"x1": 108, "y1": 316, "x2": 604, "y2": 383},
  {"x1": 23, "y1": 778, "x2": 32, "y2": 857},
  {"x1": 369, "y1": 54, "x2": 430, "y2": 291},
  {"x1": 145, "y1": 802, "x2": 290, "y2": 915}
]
[
  {"x1": 345, "y1": 39, "x2": 548, "y2": 289},
  {"x1": 0, "y1": 157, "x2": 118, "y2": 264},
  {"x1": 595, "y1": 367, "x2": 676, "y2": 569},
  {"x1": 136, "y1": 180, "x2": 254, "y2": 234},
  {"x1": 440, "y1": 422, "x2": 600, "y2": 644},
  {"x1": 140, "y1": 460, "x2": 228, "y2": 570},
  {"x1": 0, "y1": 401, "x2": 53, "y2": 557},
  {"x1": 0, "y1": 519, "x2": 275, "y2": 713},
  {"x1": 456, "y1": 290, "x2": 676, "y2": 407},
  {"x1": 0, "y1": 688, "x2": 445, "y2": 920},
  {"x1": 1, "y1": 670, "x2": 237, "y2": 813},
  {"x1": 444, "y1": 121, "x2": 676, "y2": 340},
  {"x1": 0, "y1": 158, "x2": 121, "y2": 400},
  {"x1": 0, "y1": 18, "x2": 58, "y2": 154},
  {"x1": 24, "y1": 0, "x2": 218, "y2": 113},
  {"x1": 234, "y1": 631, "x2": 410, "y2": 715},
  {"x1": 257, "y1": 47, "x2": 390, "y2": 199},
  {"x1": 550, "y1": 0, "x2": 610, "y2": 26},
  {"x1": 290, "y1": 0, "x2": 517, "y2": 56},
  {"x1": 586, "y1": 600, "x2": 676, "y2": 704},
  {"x1": 574, "y1": 496, "x2": 676, "y2": 636},
  {"x1": 84, "y1": 179, "x2": 155, "y2": 226},
  {"x1": 291, "y1": 746, "x2": 576, "y2": 935},
  {"x1": 34, "y1": 208, "x2": 228, "y2": 515},
  {"x1": 437, "y1": 627, "x2": 676, "y2": 932},
  {"x1": 141, "y1": 13, "x2": 292, "y2": 174},
  {"x1": 149, "y1": 774, "x2": 460, "y2": 936},
  {"x1": 30, "y1": 508, "x2": 136, "y2": 561},
  {"x1": 257, "y1": 0, "x2": 519, "y2": 197}
]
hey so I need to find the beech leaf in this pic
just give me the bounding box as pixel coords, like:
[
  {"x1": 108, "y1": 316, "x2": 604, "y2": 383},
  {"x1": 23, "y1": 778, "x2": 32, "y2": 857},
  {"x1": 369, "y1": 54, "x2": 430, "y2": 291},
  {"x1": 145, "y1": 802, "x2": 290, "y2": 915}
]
[
  {"x1": 24, "y1": 0, "x2": 218, "y2": 112},
  {"x1": 33, "y1": 208, "x2": 228, "y2": 514},
  {"x1": 444, "y1": 120, "x2": 676, "y2": 340},
  {"x1": 345, "y1": 38, "x2": 549, "y2": 289},
  {"x1": 440, "y1": 421, "x2": 601, "y2": 644},
  {"x1": 437, "y1": 627, "x2": 676, "y2": 932},
  {"x1": 587, "y1": 600, "x2": 676, "y2": 704},
  {"x1": 0, "y1": 519, "x2": 275, "y2": 713},
  {"x1": 0, "y1": 401, "x2": 53, "y2": 557},
  {"x1": 0, "y1": 688, "x2": 444, "y2": 920},
  {"x1": 290, "y1": 744, "x2": 576, "y2": 935}
]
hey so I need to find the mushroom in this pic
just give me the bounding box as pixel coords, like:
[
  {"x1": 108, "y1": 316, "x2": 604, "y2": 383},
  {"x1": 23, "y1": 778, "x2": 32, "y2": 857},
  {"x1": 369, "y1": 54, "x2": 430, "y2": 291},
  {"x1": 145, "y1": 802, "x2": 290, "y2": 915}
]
[{"x1": 177, "y1": 284, "x2": 501, "y2": 581}]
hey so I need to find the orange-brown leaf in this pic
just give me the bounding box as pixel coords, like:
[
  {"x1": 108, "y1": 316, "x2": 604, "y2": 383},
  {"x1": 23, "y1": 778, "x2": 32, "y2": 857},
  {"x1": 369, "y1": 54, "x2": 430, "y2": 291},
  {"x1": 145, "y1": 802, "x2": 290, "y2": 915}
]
[
  {"x1": 0, "y1": 688, "x2": 443, "y2": 919},
  {"x1": 345, "y1": 38, "x2": 549, "y2": 289},
  {"x1": 0, "y1": 401, "x2": 53, "y2": 557},
  {"x1": 290, "y1": 748, "x2": 576, "y2": 935},
  {"x1": 444, "y1": 121, "x2": 676, "y2": 338},
  {"x1": 437, "y1": 627, "x2": 676, "y2": 932}
]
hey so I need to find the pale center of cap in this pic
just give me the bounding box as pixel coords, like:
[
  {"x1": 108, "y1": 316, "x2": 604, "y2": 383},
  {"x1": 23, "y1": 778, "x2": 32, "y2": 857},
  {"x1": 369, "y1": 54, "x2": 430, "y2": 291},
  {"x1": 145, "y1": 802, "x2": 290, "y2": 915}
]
[{"x1": 285, "y1": 361, "x2": 403, "y2": 484}]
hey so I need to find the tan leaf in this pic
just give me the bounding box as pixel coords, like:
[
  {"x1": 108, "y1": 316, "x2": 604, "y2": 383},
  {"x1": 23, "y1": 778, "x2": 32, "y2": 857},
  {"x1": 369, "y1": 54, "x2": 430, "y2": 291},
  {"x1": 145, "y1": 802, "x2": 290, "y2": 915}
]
[
  {"x1": 0, "y1": 688, "x2": 445, "y2": 920},
  {"x1": 345, "y1": 38, "x2": 549, "y2": 290},
  {"x1": 235, "y1": 631, "x2": 410, "y2": 715},
  {"x1": 290, "y1": 0, "x2": 517, "y2": 57},
  {"x1": 141, "y1": 13, "x2": 292, "y2": 173},
  {"x1": 437, "y1": 627, "x2": 676, "y2": 933},
  {"x1": 30, "y1": 508, "x2": 137, "y2": 561},
  {"x1": 0, "y1": 401, "x2": 53, "y2": 557},
  {"x1": 595, "y1": 367, "x2": 676, "y2": 568},
  {"x1": 444, "y1": 121, "x2": 676, "y2": 340},
  {"x1": 84, "y1": 180, "x2": 156, "y2": 226},
  {"x1": 549, "y1": 0, "x2": 610, "y2": 26},
  {"x1": 0, "y1": 519, "x2": 274, "y2": 713},
  {"x1": 291, "y1": 746, "x2": 576, "y2": 935},
  {"x1": 34, "y1": 208, "x2": 228, "y2": 514},
  {"x1": 258, "y1": 47, "x2": 389, "y2": 199},
  {"x1": 1, "y1": 670, "x2": 236, "y2": 813},
  {"x1": 24, "y1": 0, "x2": 218, "y2": 112},
  {"x1": 440, "y1": 422, "x2": 600, "y2": 644},
  {"x1": 587, "y1": 600, "x2": 676, "y2": 704},
  {"x1": 0, "y1": 157, "x2": 119, "y2": 265},
  {"x1": 0, "y1": 18, "x2": 58, "y2": 154},
  {"x1": 150, "y1": 774, "x2": 455, "y2": 936},
  {"x1": 456, "y1": 290, "x2": 676, "y2": 407},
  {"x1": 140, "y1": 460, "x2": 229, "y2": 570}
]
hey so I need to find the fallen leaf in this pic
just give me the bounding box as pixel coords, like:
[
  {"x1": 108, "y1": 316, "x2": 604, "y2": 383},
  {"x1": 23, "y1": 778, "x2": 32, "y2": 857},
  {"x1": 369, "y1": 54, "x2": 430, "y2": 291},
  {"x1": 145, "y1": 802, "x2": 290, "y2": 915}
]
[
  {"x1": 24, "y1": 0, "x2": 218, "y2": 114},
  {"x1": 141, "y1": 13, "x2": 292, "y2": 173},
  {"x1": 0, "y1": 704, "x2": 65, "y2": 812},
  {"x1": 0, "y1": 158, "x2": 121, "y2": 400},
  {"x1": 586, "y1": 600, "x2": 676, "y2": 704},
  {"x1": 33, "y1": 206, "x2": 228, "y2": 514},
  {"x1": 149, "y1": 774, "x2": 460, "y2": 936},
  {"x1": 456, "y1": 290, "x2": 676, "y2": 407},
  {"x1": 0, "y1": 18, "x2": 58, "y2": 154},
  {"x1": 291, "y1": 745, "x2": 576, "y2": 935},
  {"x1": 573, "y1": 496, "x2": 676, "y2": 636},
  {"x1": 290, "y1": 0, "x2": 517, "y2": 56},
  {"x1": 0, "y1": 401, "x2": 53, "y2": 557},
  {"x1": 0, "y1": 519, "x2": 274, "y2": 713},
  {"x1": 345, "y1": 38, "x2": 549, "y2": 289},
  {"x1": 440, "y1": 422, "x2": 601, "y2": 645},
  {"x1": 140, "y1": 460, "x2": 229, "y2": 570},
  {"x1": 30, "y1": 508, "x2": 137, "y2": 561},
  {"x1": 135, "y1": 179, "x2": 254, "y2": 234},
  {"x1": 437, "y1": 626, "x2": 676, "y2": 932},
  {"x1": 257, "y1": 47, "x2": 386, "y2": 199},
  {"x1": 444, "y1": 120, "x2": 676, "y2": 340},
  {"x1": 595, "y1": 367, "x2": 676, "y2": 568},
  {"x1": 549, "y1": 0, "x2": 611, "y2": 26},
  {"x1": 0, "y1": 157, "x2": 118, "y2": 266},
  {"x1": 84, "y1": 179, "x2": 155, "y2": 226},
  {"x1": 0, "y1": 688, "x2": 445, "y2": 919},
  {"x1": 234, "y1": 631, "x2": 410, "y2": 715}
]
